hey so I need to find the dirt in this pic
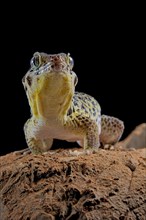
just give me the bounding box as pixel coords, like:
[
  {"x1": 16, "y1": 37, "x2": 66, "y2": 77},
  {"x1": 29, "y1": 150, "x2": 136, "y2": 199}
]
[{"x1": 0, "y1": 124, "x2": 146, "y2": 220}]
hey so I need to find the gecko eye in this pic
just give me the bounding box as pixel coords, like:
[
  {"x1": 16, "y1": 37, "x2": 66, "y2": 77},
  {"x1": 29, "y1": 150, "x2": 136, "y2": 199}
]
[
  {"x1": 30, "y1": 52, "x2": 41, "y2": 68},
  {"x1": 69, "y1": 56, "x2": 74, "y2": 69},
  {"x1": 67, "y1": 53, "x2": 74, "y2": 69}
]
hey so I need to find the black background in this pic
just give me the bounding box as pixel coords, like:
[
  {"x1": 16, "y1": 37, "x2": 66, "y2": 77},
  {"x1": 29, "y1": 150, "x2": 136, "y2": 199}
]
[{"x1": 1, "y1": 3, "x2": 145, "y2": 155}]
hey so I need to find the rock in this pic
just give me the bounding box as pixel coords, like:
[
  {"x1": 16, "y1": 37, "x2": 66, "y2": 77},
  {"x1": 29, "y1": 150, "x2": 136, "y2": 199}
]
[
  {"x1": 0, "y1": 146, "x2": 146, "y2": 219},
  {"x1": 116, "y1": 123, "x2": 146, "y2": 150}
]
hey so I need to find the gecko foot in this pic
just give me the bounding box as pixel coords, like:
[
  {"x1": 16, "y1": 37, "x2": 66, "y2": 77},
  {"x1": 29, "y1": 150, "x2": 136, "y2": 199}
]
[
  {"x1": 69, "y1": 148, "x2": 99, "y2": 156},
  {"x1": 100, "y1": 144, "x2": 115, "y2": 150},
  {"x1": 13, "y1": 148, "x2": 31, "y2": 156}
]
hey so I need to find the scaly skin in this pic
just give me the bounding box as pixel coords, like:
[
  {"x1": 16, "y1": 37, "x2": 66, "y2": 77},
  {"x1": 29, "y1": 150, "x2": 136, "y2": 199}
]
[{"x1": 22, "y1": 52, "x2": 124, "y2": 154}]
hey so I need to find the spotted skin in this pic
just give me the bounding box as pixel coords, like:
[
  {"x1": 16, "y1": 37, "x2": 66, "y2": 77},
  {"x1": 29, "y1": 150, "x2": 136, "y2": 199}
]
[{"x1": 22, "y1": 52, "x2": 124, "y2": 154}]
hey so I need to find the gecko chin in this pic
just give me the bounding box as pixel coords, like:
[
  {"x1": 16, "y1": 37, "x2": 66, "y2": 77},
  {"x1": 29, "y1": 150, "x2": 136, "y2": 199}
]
[{"x1": 31, "y1": 72, "x2": 75, "y2": 119}]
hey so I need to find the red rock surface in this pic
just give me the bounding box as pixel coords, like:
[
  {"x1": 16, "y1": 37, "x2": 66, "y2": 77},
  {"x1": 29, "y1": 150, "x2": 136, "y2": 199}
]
[{"x1": 117, "y1": 123, "x2": 146, "y2": 150}]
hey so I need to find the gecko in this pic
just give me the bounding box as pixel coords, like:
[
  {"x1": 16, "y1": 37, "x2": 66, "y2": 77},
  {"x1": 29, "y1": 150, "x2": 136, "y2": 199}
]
[{"x1": 22, "y1": 52, "x2": 124, "y2": 154}]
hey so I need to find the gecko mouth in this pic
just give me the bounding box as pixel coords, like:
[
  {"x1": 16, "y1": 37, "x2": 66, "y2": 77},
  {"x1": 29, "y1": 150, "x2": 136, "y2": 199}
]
[{"x1": 33, "y1": 62, "x2": 70, "y2": 75}]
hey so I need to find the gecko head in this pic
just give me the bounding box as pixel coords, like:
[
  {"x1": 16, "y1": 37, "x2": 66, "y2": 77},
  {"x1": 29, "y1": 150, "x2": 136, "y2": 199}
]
[
  {"x1": 29, "y1": 52, "x2": 74, "y2": 74},
  {"x1": 22, "y1": 52, "x2": 78, "y2": 119}
]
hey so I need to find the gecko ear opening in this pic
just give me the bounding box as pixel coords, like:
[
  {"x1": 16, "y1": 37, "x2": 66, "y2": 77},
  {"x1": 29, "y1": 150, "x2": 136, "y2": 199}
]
[{"x1": 74, "y1": 75, "x2": 78, "y2": 86}]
